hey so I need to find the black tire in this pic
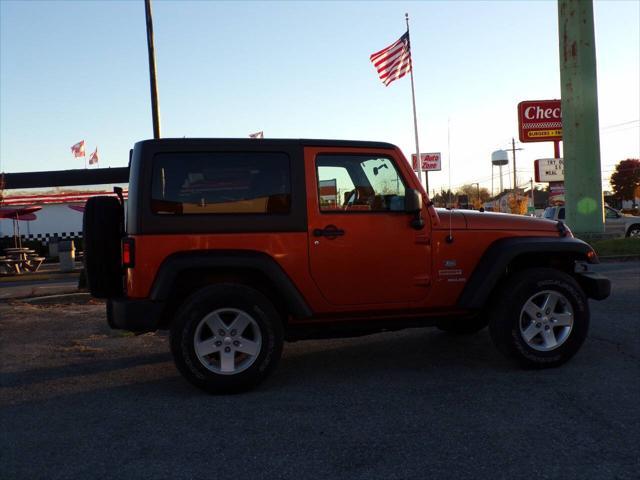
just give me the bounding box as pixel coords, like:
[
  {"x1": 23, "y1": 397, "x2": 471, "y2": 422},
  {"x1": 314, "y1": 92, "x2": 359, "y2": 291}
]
[
  {"x1": 83, "y1": 196, "x2": 123, "y2": 298},
  {"x1": 626, "y1": 224, "x2": 640, "y2": 238},
  {"x1": 436, "y1": 315, "x2": 488, "y2": 335},
  {"x1": 170, "y1": 284, "x2": 284, "y2": 394},
  {"x1": 488, "y1": 268, "x2": 589, "y2": 369}
]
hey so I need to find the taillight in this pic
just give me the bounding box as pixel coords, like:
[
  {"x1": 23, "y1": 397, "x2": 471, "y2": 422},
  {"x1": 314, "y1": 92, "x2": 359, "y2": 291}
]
[{"x1": 122, "y1": 237, "x2": 135, "y2": 268}]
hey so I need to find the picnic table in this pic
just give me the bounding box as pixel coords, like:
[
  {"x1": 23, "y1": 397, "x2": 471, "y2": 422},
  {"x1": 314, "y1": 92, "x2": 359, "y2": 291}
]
[{"x1": 0, "y1": 248, "x2": 46, "y2": 274}]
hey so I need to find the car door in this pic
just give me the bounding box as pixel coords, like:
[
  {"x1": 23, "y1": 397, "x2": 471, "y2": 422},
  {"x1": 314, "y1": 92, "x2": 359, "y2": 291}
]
[{"x1": 305, "y1": 147, "x2": 431, "y2": 307}]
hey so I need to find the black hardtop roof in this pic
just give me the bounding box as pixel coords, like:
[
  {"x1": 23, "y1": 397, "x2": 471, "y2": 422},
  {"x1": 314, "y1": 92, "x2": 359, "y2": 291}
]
[{"x1": 134, "y1": 138, "x2": 398, "y2": 150}]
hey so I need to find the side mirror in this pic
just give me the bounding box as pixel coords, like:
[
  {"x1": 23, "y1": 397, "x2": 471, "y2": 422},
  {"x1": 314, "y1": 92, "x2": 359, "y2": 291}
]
[{"x1": 405, "y1": 189, "x2": 423, "y2": 213}]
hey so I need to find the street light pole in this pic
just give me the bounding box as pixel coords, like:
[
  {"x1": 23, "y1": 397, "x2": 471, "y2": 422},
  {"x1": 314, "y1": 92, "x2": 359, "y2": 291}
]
[
  {"x1": 472, "y1": 182, "x2": 480, "y2": 207},
  {"x1": 145, "y1": 0, "x2": 161, "y2": 139}
]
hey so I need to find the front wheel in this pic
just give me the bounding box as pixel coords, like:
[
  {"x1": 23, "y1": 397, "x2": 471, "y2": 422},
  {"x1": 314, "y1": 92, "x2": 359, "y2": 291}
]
[
  {"x1": 489, "y1": 268, "x2": 589, "y2": 369},
  {"x1": 170, "y1": 284, "x2": 284, "y2": 393}
]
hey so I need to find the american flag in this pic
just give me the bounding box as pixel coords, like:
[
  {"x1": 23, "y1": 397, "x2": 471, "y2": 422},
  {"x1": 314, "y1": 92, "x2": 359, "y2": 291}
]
[
  {"x1": 89, "y1": 147, "x2": 99, "y2": 165},
  {"x1": 370, "y1": 32, "x2": 412, "y2": 87},
  {"x1": 71, "y1": 140, "x2": 85, "y2": 158}
]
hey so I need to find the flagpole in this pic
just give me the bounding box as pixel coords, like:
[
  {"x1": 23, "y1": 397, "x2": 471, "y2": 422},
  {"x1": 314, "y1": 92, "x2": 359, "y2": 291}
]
[{"x1": 405, "y1": 13, "x2": 426, "y2": 192}]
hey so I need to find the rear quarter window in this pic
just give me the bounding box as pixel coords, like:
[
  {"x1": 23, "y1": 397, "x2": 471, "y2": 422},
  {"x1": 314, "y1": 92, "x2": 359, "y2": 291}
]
[{"x1": 150, "y1": 152, "x2": 291, "y2": 215}]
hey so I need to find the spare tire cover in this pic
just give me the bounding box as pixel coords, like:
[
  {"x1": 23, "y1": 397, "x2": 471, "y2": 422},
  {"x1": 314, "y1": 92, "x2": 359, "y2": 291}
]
[{"x1": 83, "y1": 196, "x2": 123, "y2": 298}]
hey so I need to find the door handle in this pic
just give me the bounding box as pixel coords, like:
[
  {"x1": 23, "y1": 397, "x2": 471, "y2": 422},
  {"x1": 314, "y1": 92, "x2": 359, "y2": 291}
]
[{"x1": 313, "y1": 225, "x2": 345, "y2": 238}]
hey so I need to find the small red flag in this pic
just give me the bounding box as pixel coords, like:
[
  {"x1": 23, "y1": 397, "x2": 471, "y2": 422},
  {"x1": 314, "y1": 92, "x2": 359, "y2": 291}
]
[
  {"x1": 71, "y1": 140, "x2": 85, "y2": 158},
  {"x1": 89, "y1": 147, "x2": 99, "y2": 165}
]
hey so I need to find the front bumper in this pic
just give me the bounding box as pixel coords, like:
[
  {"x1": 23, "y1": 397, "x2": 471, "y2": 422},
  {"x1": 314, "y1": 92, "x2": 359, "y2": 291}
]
[
  {"x1": 575, "y1": 272, "x2": 611, "y2": 301},
  {"x1": 107, "y1": 297, "x2": 164, "y2": 332}
]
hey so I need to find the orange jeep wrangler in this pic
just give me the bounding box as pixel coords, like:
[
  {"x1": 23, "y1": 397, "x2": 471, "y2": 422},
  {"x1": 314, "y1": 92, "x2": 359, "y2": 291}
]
[{"x1": 83, "y1": 139, "x2": 610, "y2": 393}]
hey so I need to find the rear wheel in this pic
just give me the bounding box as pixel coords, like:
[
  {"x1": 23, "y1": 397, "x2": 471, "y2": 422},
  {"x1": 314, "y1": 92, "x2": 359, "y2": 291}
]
[
  {"x1": 626, "y1": 224, "x2": 640, "y2": 238},
  {"x1": 83, "y1": 196, "x2": 123, "y2": 298},
  {"x1": 170, "y1": 284, "x2": 284, "y2": 393},
  {"x1": 489, "y1": 268, "x2": 589, "y2": 369}
]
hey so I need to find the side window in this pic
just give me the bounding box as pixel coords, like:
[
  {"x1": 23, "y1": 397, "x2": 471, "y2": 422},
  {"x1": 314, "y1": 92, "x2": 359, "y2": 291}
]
[
  {"x1": 316, "y1": 154, "x2": 406, "y2": 212},
  {"x1": 317, "y1": 166, "x2": 354, "y2": 210},
  {"x1": 605, "y1": 207, "x2": 618, "y2": 219},
  {"x1": 558, "y1": 207, "x2": 565, "y2": 220},
  {"x1": 151, "y1": 152, "x2": 291, "y2": 214}
]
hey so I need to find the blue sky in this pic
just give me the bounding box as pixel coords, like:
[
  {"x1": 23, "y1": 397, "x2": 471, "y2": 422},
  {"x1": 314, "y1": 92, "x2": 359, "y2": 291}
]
[{"x1": 1, "y1": 0, "x2": 638, "y2": 194}]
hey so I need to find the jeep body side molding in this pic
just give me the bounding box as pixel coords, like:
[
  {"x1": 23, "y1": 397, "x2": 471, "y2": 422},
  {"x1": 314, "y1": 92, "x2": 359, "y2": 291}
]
[
  {"x1": 149, "y1": 250, "x2": 313, "y2": 318},
  {"x1": 457, "y1": 237, "x2": 596, "y2": 309}
]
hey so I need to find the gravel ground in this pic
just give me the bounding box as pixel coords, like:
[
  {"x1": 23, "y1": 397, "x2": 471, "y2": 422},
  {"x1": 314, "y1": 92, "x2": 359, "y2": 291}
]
[{"x1": 1, "y1": 262, "x2": 638, "y2": 479}]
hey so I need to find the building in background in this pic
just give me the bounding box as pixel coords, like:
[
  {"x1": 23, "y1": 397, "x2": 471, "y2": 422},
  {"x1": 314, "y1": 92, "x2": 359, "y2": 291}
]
[{"x1": 0, "y1": 168, "x2": 128, "y2": 247}]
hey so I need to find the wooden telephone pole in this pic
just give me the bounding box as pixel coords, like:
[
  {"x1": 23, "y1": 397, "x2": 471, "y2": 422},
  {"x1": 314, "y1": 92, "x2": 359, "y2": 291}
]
[{"x1": 145, "y1": 0, "x2": 161, "y2": 139}]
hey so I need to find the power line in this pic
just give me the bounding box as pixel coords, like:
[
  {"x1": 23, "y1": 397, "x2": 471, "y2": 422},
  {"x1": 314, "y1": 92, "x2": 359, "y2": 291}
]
[
  {"x1": 601, "y1": 119, "x2": 639, "y2": 129},
  {"x1": 601, "y1": 125, "x2": 640, "y2": 135}
]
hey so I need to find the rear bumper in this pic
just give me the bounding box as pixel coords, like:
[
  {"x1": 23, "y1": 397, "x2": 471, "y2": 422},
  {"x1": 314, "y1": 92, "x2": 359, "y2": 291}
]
[
  {"x1": 575, "y1": 272, "x2": 611, "y2": 301},
  {"x1": 107, "y1": 297, "x2": 163, "y2": 332}
]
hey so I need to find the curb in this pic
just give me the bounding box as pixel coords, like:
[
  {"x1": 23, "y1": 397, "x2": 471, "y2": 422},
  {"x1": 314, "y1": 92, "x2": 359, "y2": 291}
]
[
  {"x1": 18, "y1": 292, "x2": 94, "y2": 305},
  {"x1": 598, "y1": 255, "x2": 640, "y2": 263},
  {"x1": 0, "y1": 271, "x2": 81, "y2": 284}
]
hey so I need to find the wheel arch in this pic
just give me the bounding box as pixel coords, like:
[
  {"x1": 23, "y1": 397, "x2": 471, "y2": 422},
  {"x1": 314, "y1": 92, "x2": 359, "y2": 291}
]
[
  {"x1": 625, "y1": 222, "x2": 640, "y2": 237},
  {"x1": 457, "y1": 237, "x2": 597, "y2": 310},
  {"x1": 150, "y1": 250, "x2": 312, "y2": 328}
]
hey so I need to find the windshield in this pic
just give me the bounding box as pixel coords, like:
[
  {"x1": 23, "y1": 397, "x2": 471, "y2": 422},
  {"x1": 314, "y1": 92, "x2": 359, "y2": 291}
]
[{"x1": 543, "y1": 207, "x2": 556, "y2": 219}]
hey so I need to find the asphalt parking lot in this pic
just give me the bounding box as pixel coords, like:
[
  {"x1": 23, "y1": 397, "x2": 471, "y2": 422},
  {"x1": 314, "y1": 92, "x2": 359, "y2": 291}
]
[{"x1": 1, "y1": 262, "x2": 638, "y2": 479}]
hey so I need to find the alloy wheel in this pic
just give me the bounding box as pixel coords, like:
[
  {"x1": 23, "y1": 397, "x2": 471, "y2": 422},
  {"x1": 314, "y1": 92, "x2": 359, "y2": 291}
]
[
  {"x1": 193, "y1": 308, "x2": 262, "y2": 375},
  {"x1": 519, "y1": 290, "x2": 574, "y2": 352}
]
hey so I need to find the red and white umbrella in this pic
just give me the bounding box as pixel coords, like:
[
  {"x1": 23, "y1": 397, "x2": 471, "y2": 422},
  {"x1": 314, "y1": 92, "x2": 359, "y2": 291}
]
[{"x1": 0, "y1": 206, "x2": 42, "y2": 247}]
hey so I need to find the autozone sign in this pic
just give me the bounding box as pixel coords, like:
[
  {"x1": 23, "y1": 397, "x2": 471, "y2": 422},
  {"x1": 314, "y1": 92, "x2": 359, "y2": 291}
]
[
  {"x1": 411, "y1": 152, "x2": 441, "y2": 171},
  {"x1": 534, "y1": 158, "x2": 564, "y2": 182},
  {"x1": 518, "y1": 100, "x2": 562, "y2": 143}
]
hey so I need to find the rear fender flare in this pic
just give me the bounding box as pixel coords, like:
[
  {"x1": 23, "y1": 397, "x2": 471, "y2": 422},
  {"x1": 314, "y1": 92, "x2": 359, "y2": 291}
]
[{"x1": 150, "y1": 250, "x2": 312, "y2": 318}]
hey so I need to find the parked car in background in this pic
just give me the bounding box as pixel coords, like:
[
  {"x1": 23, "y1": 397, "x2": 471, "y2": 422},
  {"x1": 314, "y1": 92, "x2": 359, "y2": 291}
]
[{"x1": 543, "y1": 205, "x2": 640, "y2": 237}]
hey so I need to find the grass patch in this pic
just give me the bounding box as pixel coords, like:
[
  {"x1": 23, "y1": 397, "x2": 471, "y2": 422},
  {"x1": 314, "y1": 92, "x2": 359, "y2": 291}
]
[{"x1": 590, "y1": 237, "x2": 640, "y2": 256}]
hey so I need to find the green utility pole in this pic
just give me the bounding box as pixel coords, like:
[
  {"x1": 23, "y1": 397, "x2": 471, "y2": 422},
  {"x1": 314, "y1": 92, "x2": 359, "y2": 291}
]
[{"x1": 558, "y1": 0, "x2": 604, "y2": 233}]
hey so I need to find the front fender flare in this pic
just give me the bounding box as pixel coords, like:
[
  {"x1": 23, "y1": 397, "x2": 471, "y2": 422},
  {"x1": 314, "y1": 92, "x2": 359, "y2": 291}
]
[{"x1": 457, "y1": 237, "x2": 596, "y2": 309}]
